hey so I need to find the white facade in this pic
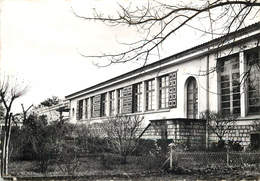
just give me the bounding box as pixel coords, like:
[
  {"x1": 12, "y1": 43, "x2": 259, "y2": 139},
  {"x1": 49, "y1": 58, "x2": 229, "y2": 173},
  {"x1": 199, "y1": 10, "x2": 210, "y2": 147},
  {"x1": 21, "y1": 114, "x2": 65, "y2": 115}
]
[{"x1": 65, "y1": 23, "x2": 260, "y2": 144}]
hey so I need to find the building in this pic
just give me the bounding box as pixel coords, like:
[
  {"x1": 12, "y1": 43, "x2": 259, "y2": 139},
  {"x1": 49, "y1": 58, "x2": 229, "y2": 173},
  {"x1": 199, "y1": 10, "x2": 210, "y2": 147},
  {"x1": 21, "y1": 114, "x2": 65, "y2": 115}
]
[
  {"x1": 33, "y1": 99, "x2": 70, "y2": 123},
  {"x1": 65, "y1": 22, "x2": 260, "y2": 148}
]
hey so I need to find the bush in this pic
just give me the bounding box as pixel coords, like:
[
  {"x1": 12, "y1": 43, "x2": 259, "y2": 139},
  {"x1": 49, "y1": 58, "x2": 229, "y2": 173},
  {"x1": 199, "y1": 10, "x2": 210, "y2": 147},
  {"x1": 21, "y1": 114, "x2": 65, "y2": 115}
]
[{"x1": 228, "y1": 140, "x2": 243, "y2": 151}]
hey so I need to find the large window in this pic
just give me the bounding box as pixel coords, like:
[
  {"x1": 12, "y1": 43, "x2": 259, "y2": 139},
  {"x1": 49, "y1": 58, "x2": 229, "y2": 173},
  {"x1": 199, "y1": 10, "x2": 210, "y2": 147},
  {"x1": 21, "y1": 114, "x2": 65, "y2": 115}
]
[
  {"x1": 219, "y1": 54, "x2": 240, "y2": 115},
  {"x1": 101, "y1": 93, "x2": 107, "y2": 117},
  {"x1": 77, "y1": 99, "x2": 83, "y2": 120},
  {"x1": 187, "y1": 77, "x2": 198, "y2": 119},
  {"x1": 159, "y1": 75, "x2": 170, "y2": 109},
  {"x1": 110, "y1": 91, "x2": 115, "y2": 115},
  {"x1": 133, "y1": 83, "x2": 143, "y2": 112},
  {"x1": 146, "y1": 79, "x2": 155, "y2": 110},
  {"x1": 247, "y1": 51, "x2": 260, "y2": 115}
]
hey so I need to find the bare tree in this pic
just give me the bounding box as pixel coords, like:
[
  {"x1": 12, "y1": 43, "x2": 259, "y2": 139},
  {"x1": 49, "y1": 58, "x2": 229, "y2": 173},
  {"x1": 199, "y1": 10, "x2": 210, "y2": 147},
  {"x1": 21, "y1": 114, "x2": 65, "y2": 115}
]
[
  {"x1": 101, "y1": 114, "x2": 143, "y2": 164},
  {"x1": 0, "y1": 75, "x2": 29, "y2": 176},
  {"x1": 74, "y1": 0, "x2": 260, "y2": 66},
  {"x1": 200, "y1": 110, "x2": 237, "y2": 141}
]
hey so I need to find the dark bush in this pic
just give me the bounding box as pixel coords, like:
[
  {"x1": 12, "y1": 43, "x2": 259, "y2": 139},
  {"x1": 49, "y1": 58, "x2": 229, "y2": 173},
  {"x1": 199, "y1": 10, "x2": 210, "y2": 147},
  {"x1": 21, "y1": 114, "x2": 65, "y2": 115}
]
[{"x1": 228, "y1": 140, "x2": 243, "y2": 151}]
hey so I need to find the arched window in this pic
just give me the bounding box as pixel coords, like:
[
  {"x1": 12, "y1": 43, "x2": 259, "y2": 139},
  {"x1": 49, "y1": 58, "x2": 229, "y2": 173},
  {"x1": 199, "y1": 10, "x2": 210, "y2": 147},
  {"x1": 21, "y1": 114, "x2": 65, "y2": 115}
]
[{"x1": 187, "y1": 77, "x2": 198, "y2": 119}]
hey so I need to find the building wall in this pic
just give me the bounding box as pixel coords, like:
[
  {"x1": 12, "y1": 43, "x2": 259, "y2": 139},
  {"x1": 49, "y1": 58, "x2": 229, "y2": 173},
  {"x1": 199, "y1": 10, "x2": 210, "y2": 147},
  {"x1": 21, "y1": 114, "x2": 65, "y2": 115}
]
[{"x1": 66, "y1": 24, "x2": 260, "y2": 147}]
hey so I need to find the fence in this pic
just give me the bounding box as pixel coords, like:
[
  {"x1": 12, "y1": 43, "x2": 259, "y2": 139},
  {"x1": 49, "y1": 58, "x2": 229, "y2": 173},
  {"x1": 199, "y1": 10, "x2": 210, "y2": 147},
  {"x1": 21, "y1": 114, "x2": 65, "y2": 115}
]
[{"x1": 170, "y1": 151, "x2": 260, "y2": 169}]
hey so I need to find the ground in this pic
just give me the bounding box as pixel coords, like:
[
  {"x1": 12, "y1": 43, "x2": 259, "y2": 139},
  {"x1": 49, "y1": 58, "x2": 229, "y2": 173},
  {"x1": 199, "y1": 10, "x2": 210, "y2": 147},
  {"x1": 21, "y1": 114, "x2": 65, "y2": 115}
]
[{"x1": 9, "y1": 161, "x2": 260, "y2": 180}]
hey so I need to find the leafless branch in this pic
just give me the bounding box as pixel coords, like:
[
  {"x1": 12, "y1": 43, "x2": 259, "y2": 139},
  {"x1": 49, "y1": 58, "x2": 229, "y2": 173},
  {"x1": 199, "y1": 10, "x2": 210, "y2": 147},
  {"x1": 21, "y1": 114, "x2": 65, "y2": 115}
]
[{"x1": 73, "y1": 0, "x2": 260, "y2": 66}]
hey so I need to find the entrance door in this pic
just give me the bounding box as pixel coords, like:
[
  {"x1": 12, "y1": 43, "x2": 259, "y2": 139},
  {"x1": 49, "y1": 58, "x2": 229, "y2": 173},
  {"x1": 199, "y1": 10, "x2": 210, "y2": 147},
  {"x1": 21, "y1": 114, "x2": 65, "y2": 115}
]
[{"x1": 187, "y1": 77, "x2": 198, "y2": 119}]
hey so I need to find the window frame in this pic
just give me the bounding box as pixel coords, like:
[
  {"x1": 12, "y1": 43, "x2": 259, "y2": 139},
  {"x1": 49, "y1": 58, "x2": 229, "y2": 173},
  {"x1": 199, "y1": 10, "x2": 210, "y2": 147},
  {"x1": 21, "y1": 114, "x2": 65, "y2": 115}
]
[
  {"x1": 133, "y1": 83, "x2": 143, "y2": 112},
  {"x1": 100, "y1": 93, "x2": 107, "y2": 117},
  {"x1": 109, "y1": 91, "x2": 115, "y2": 115},
  {"x1": 218, "y1": 54, "x2": 241, "y2": 115},
  {"x1": 78, "y1": 99, "x2": 83, "y2": 120},
  {"x1": 246, "y1": 50, "x2": 260, "y2": 115},
  {"x1": 146, "y1": 79, "x2": 155, "y2": 111},
  {"x1": 159, "y1": 75, "x2": 170, "y2": 109}
]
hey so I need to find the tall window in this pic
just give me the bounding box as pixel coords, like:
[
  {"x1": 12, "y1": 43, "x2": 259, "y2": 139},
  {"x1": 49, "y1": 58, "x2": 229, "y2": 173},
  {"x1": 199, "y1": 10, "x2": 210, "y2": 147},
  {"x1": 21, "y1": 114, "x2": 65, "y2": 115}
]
[
  {"x1": 117, "y1": 88, "x2": 123, "y2": 114},
  {"x1": 110, "y1": 91, "x2": 115, "y2": 115},
  {"x1": 219, "y1": 54, "x2": 240, "y2": 115},
  {"x1": 146, "y1": 79, "x2": 155, "y2": 110},
  {"x1": 77, "y1": 100, "x2": 83, "y2": 120},
  {"x1": 101, "y1": 93, "x2": 107, "y2": 117},
  {"x1": 159, "y1": 75, "x2": 170, "y2": 109},
  {"x1": 133, "y1": 83, "x2": 143, "y2": 112},
  {"x1": 187, "y1": 77, "x2": 198, "y2": 119},
  {"x1": 247, "y1": 51, "x2": 260, "y2": 115}
]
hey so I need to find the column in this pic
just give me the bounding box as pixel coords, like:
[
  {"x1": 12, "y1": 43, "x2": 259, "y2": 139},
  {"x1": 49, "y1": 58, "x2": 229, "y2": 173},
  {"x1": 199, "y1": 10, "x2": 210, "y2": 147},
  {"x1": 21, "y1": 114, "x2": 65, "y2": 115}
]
[
  {"x1": 83, "y1": 99, "x2": 86, "y2": 119},
  {"x1": 106, "y1": 92, "x2": 110, "y2": 116},
  {"x1": 155, "y1": 77, "x2": 159, "y2": 110},
  {"x1": 115, "y1": 89, "x2": 118, "y2": 115},
  {"x1": 239, "y1": 51, "x2": 246, "y2": 117},
  {"x1": 142, "y1": 81, "x2": 146, "y2": 113}
]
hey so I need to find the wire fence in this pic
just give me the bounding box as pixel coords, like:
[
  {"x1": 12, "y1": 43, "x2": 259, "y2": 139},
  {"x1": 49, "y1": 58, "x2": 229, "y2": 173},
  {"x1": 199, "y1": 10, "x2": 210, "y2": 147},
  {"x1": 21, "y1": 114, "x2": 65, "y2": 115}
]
[{"x1": 171, "y1": 151, "x2": 260, "y2": 169}]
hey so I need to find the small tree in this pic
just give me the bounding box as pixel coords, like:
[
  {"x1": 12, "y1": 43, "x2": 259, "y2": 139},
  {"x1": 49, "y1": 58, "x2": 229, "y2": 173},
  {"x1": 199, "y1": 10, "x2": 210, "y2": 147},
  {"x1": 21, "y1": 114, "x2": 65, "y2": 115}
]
[
  {"x1": 0, "y1": 75, "x2": 29, "y2": 175},
  {"x1": 101, "y1": 114, "x2": 143, "y2": 164},
  {"x1": 22, "y1": 114, "x2": 60, "y2": 173},
  {"x1": 201, "y1": 110, "x2": 237, "y2": 140},
  {"x1": 201, "y1": 110, "x2": 237, "y2": 150},
  {"x1": 40, "y1": 96, "x2": 61, "y2": 107}
]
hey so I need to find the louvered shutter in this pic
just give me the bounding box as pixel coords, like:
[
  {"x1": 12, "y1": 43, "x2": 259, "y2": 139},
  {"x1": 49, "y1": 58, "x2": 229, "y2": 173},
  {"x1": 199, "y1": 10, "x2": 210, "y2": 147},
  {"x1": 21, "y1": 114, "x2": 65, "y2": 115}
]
[
  {"x1": 122, "y1": 85, "x2": 133, "y2": 113},
  {"x1": 93, "y1": 95, "x2": 101, "y2": 117},
  {"x1": 169, "y1": 71, "x2": 177, "y2": 108}
]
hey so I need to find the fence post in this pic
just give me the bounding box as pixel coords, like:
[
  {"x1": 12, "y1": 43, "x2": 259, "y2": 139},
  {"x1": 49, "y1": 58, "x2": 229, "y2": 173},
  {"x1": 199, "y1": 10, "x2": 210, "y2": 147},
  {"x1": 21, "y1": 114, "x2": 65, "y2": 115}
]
[{"x1": 169, "y1": 143, "x2": 174, "y2": 170}]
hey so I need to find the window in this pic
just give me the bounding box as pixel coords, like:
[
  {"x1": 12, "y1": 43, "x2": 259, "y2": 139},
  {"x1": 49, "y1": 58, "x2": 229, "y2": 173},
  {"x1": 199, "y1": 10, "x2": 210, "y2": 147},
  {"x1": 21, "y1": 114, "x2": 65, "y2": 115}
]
[
  {"x1": 159, "y1": 75, "x2": 170, "y2": 109},
  {"x1": 187, "y1": 77, "x2": 198, "y2": 119},
  {"x1": 219, "y1": 54, "x2": 240, "y2": 115},
  {"x1": 77, "y1": 100, "x2": 83, "y2": 120},
  {"x1": 133, "y1": 83, "x2": 143, "y2": 112},
  {"x1": 118, "y1": 88, "x2": 123, "y2": 114},
  {"x1": 146, "y1": 79, "x2": 155, "y2": 110},
  {"x1": 247, "y1": 51, "x2": 260, "y2": 115},
  {"x1": 101, "y1": 93, "x2": 107, "y2": 117},
  {"x1": 110, "y1": 91, "x2": 115, "y2": 115}
]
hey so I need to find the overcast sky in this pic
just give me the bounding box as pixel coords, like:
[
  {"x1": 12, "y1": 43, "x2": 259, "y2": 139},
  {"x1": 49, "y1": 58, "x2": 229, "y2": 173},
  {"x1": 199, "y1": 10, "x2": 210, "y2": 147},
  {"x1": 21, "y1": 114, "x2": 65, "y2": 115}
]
[{"x1": 1, "y1": 0, "x2": 258, "y2": 113}]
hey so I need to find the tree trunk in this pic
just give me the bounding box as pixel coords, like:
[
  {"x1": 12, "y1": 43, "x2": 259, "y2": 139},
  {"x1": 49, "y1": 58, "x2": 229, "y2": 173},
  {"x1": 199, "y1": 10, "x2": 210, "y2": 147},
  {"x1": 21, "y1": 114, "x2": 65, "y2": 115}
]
[
  {"x1": 5, "y1": 115, "x2": 12, "y2": 175},
  {"x1": 2, "y1": 113, "x2": 12, "y2": 176},
  {"x1": 2, "y1": 126, "x2": 7, "y2": 175}
]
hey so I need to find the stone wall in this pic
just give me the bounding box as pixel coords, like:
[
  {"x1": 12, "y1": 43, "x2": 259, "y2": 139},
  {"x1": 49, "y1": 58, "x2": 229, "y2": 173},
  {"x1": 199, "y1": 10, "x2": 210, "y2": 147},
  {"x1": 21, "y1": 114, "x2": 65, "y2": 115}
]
[
  {"x1": 141, "y1": 118, "x2": 206, "y2": 149},
  {"x1": 208, "y1": 125, "x2": 253, "y2": 146}
]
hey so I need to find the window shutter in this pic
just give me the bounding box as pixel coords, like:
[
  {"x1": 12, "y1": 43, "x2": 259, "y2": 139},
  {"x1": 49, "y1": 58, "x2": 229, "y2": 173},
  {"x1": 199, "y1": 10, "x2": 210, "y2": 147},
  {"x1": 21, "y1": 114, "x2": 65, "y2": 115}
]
[
  {"x1": 76, "y1": 100, "x2": 79, "y2": 120},
  {"x1": 93, "y1": 95, "x2": 101, "y2": 117},
  {"x1": 169, "y1": 71, "x2": 177, "y2": 108},
  {"x1": 122, "y1": 85, "x2": 133, "y2": 113}
]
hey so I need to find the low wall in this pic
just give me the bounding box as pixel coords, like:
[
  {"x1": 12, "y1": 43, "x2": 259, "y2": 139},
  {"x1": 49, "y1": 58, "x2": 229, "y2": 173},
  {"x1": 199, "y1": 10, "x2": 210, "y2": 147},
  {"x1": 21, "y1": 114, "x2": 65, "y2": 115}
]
[{"x1": 141, "y1": 118, "x2": 206, "y2": 149}]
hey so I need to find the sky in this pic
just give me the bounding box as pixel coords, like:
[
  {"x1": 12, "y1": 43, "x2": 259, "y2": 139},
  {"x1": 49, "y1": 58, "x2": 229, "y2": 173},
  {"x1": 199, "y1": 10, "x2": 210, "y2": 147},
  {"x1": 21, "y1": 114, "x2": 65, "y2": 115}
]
[{"x1": 1, "y1": 0, "x2": 258, "y2": 113}]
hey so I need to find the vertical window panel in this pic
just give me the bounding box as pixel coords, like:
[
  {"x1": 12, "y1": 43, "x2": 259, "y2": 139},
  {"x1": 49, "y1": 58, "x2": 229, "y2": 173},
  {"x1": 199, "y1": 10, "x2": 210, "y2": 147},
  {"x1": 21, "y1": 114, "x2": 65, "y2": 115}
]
[
  {"x1": 110, "y1": 91, "x2": 115, "y2": 115},
  {"x1": 146, "y1": 79, "x2": 155, "y2": 110},
  {"x1": 219, "y1": 54, "x2": 240, "y2": 115},
  {"x1": 134, "y1": 83, "x2": 143, "y2": 112},
  {"x1": 247, "y1": 51, "x2": 260, "y2": 115}
]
